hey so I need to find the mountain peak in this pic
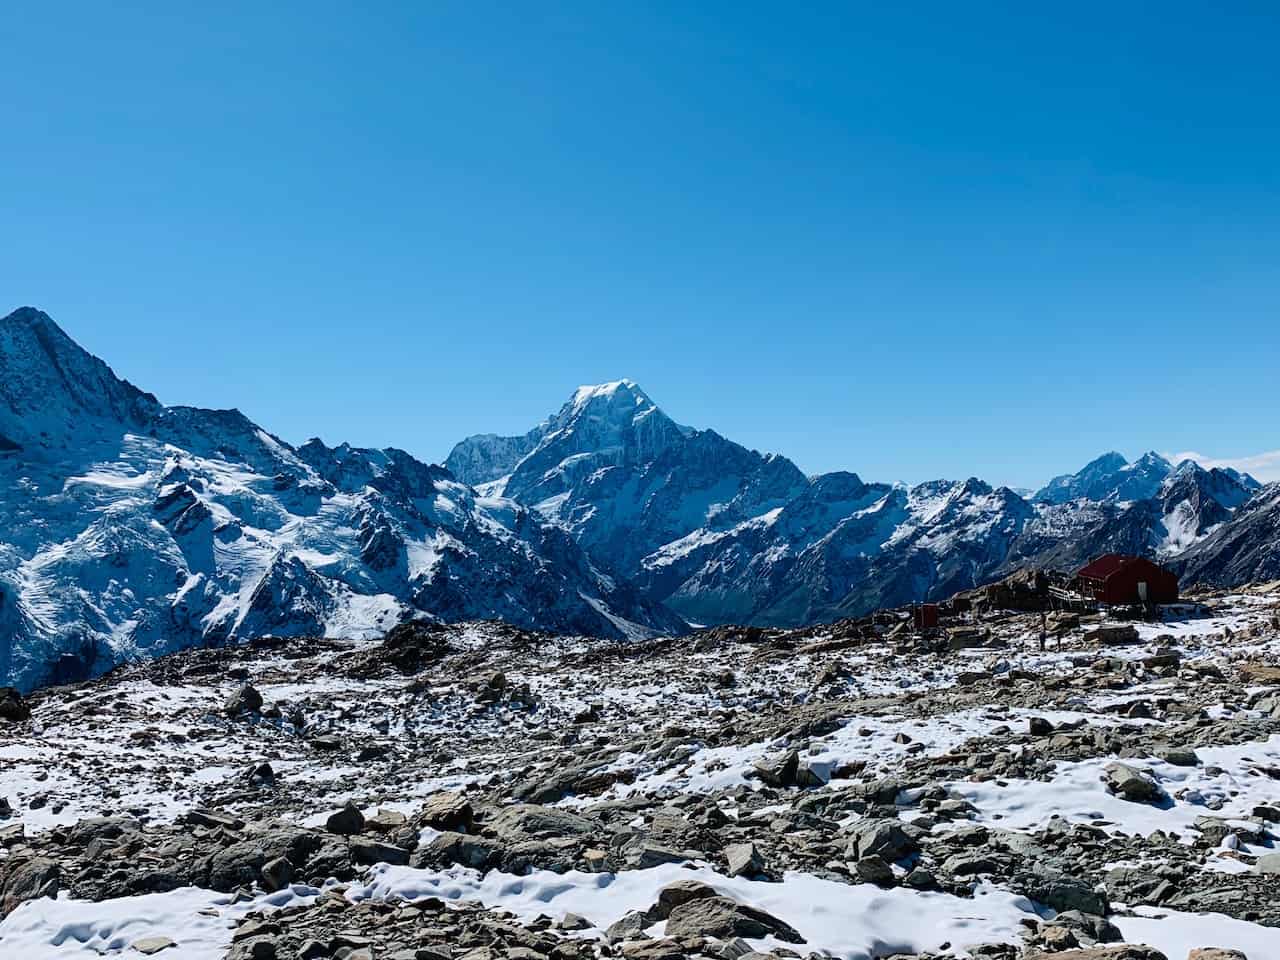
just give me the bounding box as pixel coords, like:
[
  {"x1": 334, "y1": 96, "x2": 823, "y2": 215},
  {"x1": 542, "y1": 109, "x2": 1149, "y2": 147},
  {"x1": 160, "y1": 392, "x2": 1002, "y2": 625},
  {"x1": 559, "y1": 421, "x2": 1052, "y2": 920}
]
[
  {"x1": 1084, "y1": 451, "x2": 1129, "y2": 471},
  {"x1": 571, "y1": 378, "x2": 647, "y2": 404},
  {"x1": 1035, "y1": 449, "x2": 1173, "y2": 504},
  {"x1": 563, "y1": 379, "x2": 663, "y2": 423},
  {"x1": 1, "y1": 306, "x2": 160, "y2": 452},
  {"x1": 2, "y1": 305, "x2": 56, "y2": 329},
  {"x1": 1129, "y1": 450, "x2": 1172, "y2": 470}
]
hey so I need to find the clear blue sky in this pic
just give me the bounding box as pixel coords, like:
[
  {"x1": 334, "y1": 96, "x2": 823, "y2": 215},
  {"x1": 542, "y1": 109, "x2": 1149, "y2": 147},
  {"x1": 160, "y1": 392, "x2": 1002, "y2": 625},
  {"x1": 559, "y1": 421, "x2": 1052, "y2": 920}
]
[{"x1": 4, "y1": 2, "x2": 1278, "y2": 487}]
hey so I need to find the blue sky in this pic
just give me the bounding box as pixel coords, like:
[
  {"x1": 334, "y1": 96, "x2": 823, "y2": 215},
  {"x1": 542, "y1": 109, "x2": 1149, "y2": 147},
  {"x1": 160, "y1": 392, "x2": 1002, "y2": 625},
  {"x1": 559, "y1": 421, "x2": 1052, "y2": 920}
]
[{"x1": 3, "y1": 2, "x2": 1278, "y2": 486}]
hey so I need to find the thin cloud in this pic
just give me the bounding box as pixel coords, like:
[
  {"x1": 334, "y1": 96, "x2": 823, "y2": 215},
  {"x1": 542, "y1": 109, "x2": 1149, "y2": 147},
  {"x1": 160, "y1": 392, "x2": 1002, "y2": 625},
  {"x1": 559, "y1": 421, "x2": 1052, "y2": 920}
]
[{"x1": 1164, "y1": 449, "x2": 1280, "y2": 484}]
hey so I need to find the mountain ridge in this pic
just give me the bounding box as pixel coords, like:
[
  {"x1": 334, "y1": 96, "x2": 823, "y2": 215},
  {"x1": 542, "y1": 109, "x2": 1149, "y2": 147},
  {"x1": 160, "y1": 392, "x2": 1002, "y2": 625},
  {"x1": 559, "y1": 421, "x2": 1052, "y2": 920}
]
[
  {"x1": 0, "y1": 308, "x2": 686, "y2": 691},
  {"x1": 3, "y1": 305, "x2": 1276, "y2": 690}
]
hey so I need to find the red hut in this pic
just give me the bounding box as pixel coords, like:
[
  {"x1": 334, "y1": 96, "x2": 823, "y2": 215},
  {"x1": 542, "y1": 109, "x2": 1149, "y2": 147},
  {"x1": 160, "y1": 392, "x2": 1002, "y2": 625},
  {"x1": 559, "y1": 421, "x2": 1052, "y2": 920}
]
[{"x1": 1075, "y1": 554, "x2": 1179, "y2": 605}]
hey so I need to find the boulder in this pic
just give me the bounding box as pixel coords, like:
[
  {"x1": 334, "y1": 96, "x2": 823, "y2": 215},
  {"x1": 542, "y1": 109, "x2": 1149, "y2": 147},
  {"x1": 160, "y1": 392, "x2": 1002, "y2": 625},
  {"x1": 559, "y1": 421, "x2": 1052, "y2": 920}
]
[
  {"x1": 664, "y1": 896, "x2": 803, "y2": 944},
  {"x1": 1086, "y1": 625, "x2": 1140, "y2": 646},
  {"x1": 854, "y1": 855, "x2": 895, "y2": 885},
  {"x1": 652, "y1": 879, "x2": 718, "y2": 919},
  {"x1": 1103, "y1": 763, "x2": 1165, "y2": 804},
  {"x1": 0, "y1": 856, "x2": 59, "y2": 917},
  {"x1": 724, "y1": 842, "x2": 763, "y2": 877},
  {"x1": 418, "y1": 792, "x2": 473, "y2": 831},
  {"x1": 619, "y1": 939, "x2": 683, "y2": 960},
  {"x1": 349, "y1": 836, "x2": 410, "y2": 866},
  {"x1": 1239, "y1": 663, "x2": 1280, "y2": 684},
  {"x1": 325, "y1": 801, "x2": 365, "y2": 835},
  {"x1": 365, "y1": 808, "x2": 407, "y2": 833},
  {"x1": 846, "y1": 819, "x2": 918, "y2": 863},
  {"x1": 224, "y1": 683, "x2": 263, "y2": 716},
  {"x1": 605, "y1": 911, "x2": 650, "y2": 944},
  {"x1": 0, "y1": 687, "x2": 30, "y2": 723},
  {"x1": 204, "y1": 827, "x2": 320, "y2": 891},
  {"x1": 752, "y1": 749, "x2": 799, "y2": 788},
  {"x1": 1255, "y1": 852, "x2": 1280, "y2": 874},
  {"x1": 488, "y1": 804, "x2": 597, "y2": 840},
  {"x1": 1017, "y1": 864, "x2": 1109, "y2": 916},
  {"x1": 416, "y1": 831, "x2": 500, "y2": 870},
  {"x1": 131, "y1": 937, "x2": 177, "y2": 955},
  {"x1": 1162, "y1": 748, "x2": 1200, "y2": 767}
]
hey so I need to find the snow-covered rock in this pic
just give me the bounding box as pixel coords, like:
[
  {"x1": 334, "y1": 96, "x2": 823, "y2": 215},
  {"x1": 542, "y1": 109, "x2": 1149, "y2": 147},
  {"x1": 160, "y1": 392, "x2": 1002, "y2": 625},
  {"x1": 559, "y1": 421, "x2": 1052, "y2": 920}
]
[
  {"x1": 454, "y1": 389, "x2": 1271, "y2": 627},
  {"x1": 448, "y1": 380, "x2": 810, "y2": 581},
  {"x1": 1177, "y1": 482, "x2": 1280, "y2": 587},
  {"x1": 1034, "y1": 451, "x2": 1176, "y2": 504},
  {"x1": 4, "y1": 305, "x2": 1277, "y2": 689},
  {"x1": 0, "y1": 310, "x2": 684, "y2": 690}
]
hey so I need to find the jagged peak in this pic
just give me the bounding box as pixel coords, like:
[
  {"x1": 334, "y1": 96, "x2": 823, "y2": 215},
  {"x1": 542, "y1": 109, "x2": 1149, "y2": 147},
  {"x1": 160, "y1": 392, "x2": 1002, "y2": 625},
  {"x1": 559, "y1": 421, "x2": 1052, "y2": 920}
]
[
  {"x1": 1125, "y1": 450, "x2": 1172, "y2": 471},
  {"x1": 2, "y1": 305, "x2": 56, "y2": 328},
  {"x1": 570, "y1": 378, "x2": 648, "y2": 406},
  {"x1": 561, "y1": 379, "x2": 665, "y2": 425},
  {"x1": 1085, "y1": 451, "x2": 1129, "y2": 469}
]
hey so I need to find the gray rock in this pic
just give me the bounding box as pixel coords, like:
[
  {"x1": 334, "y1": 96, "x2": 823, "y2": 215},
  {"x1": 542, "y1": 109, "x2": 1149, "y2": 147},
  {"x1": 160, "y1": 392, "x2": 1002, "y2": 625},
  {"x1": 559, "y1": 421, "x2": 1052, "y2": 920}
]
[
  {"x1": 350, "y1": 836, "x2": 410, "y2": 866},
  {"x1": 854, "y1": 855, "x2": 894, "y2": 885},
  {"x1": 1162, "y1": 747, "x2": 1200, "y2": 767},
  {"x1": 752, "y1": 749, "x2": 799, "y2": 788},
  {"x1": 417, "y1": 792, "x2": 473, "y2": 831},
  {"x1": 724, "y1": 842, "x2": 763, "y2": 877},
  {"x1": 204, "y1": 827, "x2": 320, "y2": 891},
  {"x1": 1017, "y1": 864, "x2": 1109, "y2": 916},
  {"x1": 653, "y1": 879, "x2": 719, "y2": 918},
  {"x1": 664, "y1": 895, "x2": 803, "y2": 943},
  {"x1": 225, "y1": 684, "x2": 263, "y2": 716},
  {"x1": 846, "y1": 819, "x2": 918, "y2": 863},
  {"x1": 1103, "y1": 762, "x2": 1164, "y2": 803},
  {"x1": 605, "y1": 910, "x2": 650, "y2": 944},
  {"x1": 488, "y1": 804, "x2": 597, "y2": 840},
  {"x1": 417, "y1": 831, "x2": 500, "y2": 870},
  {"x1": 260, "y1": 856, "x2": 292, "y2": 892},
  {"x1": 0, "y1": 856, "x2": 59, "y2": 917},
  {"x1": 326, "y1": 801, "x2": 365, "y2": 835},
  {"x1": 131, "y1": 937, "x2": 177, "y2": 955}
]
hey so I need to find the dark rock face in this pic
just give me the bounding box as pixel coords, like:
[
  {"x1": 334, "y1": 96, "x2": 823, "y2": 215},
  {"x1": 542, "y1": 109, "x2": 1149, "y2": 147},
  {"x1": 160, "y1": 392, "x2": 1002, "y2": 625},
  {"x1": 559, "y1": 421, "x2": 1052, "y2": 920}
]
[
  {"x1": 663, "y1": 895, "x2": 804, "y2": 943},
  {"x1": 0, "y1": 856, "x2": 59, "y2": 917},
  {"x1": 204, "y1": 827, "x2": 324, "y2": 890},
  {"x1": 0, "y1": 686, "x2": 29, "y2": 722},
  {"x1": 1178, "y1": 483, "x2": 1280, "y2": 586}
]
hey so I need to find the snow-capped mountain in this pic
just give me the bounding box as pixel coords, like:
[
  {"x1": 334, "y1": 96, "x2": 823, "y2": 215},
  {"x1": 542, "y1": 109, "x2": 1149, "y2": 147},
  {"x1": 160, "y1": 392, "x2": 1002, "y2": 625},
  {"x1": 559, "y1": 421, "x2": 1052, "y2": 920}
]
[
  {"x1": 4, "y1": 305, "x2": 1275, "y2": 690},
  {"x1": 1034, "y1": 451, "x2": 1175, "y2": 504},
  {"x1": 448, "y1": 380, "x2": 810, "y2": 579},
  {"x1": 0, "y1": 309, "x2": 683, "y2": 691},
  {"x1": 1176, "y1": 481, "x2": 1280, "y2": 587},
  {"x1": 453, "y1": 392, "x2": 1269, "y2": 628}
]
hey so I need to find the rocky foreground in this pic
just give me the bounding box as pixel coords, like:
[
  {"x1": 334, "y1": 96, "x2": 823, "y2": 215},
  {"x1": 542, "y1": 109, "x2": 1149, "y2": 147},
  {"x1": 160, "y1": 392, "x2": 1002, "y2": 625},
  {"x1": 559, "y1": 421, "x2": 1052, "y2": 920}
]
[{"x1": 2, "y1": 588, "x2": 1280, "y2": 960}]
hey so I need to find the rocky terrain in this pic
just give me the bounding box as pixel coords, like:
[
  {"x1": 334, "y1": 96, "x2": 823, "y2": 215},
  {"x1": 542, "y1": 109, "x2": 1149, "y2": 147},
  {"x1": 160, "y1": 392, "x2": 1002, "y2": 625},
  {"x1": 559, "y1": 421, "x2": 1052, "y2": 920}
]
[{"x1": 3, "y1": 584, "x2": 1280, "y2": 958}]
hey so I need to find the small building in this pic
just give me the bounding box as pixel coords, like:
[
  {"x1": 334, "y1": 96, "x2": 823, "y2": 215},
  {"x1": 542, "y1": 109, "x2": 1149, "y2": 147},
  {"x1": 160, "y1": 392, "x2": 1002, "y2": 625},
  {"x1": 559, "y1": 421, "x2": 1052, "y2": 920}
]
[
  {"x1": 1075, "y1": 554, "x2": 1178, "y2": 605},
  {"x1": 913, "y1": 603, "x2": 940, "y2": 631}
]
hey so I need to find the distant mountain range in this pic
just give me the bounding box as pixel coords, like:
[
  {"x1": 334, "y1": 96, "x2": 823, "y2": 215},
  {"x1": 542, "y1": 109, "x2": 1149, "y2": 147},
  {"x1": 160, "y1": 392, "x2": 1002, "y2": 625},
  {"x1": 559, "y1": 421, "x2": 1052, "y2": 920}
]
[{"x1": 3, "y1": 306, "x2": 1277, "y2": 689}]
